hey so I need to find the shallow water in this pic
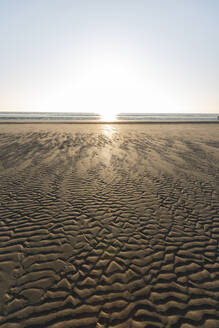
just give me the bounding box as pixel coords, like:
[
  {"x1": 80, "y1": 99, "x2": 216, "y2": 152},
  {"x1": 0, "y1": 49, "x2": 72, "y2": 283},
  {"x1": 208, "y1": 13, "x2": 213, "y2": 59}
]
[{"x1": 0, "y1": 112, "x2": 218, "y2": 122}]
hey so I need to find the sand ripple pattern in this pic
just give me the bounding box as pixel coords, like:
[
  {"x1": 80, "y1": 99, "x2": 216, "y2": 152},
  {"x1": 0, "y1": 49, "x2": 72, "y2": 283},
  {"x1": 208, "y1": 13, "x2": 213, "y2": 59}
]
[{"x1": 0, "y1": 124, "x2": 219, "y2": 328}]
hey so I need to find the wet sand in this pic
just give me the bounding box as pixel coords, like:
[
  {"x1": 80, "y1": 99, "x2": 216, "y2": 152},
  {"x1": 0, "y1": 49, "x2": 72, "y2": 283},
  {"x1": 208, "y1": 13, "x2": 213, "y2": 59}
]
[{"x1": 0, "y1": 123, "x2": 219, "y2": 328}]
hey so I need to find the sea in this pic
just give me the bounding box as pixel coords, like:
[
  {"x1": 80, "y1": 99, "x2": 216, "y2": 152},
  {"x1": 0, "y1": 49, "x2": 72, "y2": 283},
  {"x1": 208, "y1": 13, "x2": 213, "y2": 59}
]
[{"x1": 0, "y1": 112, "x2": 218, "y2": 122}]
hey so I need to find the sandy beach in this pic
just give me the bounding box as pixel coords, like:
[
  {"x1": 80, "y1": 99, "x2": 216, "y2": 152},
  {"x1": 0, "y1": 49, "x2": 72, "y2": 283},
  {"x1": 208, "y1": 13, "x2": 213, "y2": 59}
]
[{"x1": 0, "y1": 123, "x2": 219, "y2": 328}]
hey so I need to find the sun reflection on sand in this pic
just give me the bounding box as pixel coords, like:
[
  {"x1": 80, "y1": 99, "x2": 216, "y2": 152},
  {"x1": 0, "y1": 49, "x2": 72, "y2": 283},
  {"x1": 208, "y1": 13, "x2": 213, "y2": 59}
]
[{"x1": 102, "y1": 124, "x2": 116, "y2": 138}]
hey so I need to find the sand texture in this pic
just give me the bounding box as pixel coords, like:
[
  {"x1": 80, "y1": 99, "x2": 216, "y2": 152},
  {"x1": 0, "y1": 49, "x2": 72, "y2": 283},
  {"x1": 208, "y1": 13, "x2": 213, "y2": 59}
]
[{"x1": 0, "y1": 123, "x2": 219, "y2": 328}]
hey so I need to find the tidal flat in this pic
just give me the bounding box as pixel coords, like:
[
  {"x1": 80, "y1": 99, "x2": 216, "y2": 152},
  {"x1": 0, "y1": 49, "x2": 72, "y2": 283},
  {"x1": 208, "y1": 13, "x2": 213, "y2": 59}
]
[{"x1": 0, "y1": 123, "x2": 219, "y2": 328}]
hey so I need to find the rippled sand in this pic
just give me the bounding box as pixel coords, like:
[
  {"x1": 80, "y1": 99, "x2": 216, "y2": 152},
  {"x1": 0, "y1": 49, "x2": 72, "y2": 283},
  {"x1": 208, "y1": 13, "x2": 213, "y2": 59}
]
[{"x1": 0, "y1": 123, "x2": 219, "y2": 328}]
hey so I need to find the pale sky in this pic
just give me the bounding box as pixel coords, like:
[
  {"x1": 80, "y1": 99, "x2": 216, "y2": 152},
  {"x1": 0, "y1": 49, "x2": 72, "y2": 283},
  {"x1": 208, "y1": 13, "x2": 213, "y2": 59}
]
[{"x1": 0, "y1": 0, "x2": 218, "y2": 115}]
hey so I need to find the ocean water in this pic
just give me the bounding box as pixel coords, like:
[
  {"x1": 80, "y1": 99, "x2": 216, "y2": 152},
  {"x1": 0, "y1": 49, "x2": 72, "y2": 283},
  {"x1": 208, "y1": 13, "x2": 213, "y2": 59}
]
[{"x1": 0, "y1": 112, "x2": 218, "y2": 122}]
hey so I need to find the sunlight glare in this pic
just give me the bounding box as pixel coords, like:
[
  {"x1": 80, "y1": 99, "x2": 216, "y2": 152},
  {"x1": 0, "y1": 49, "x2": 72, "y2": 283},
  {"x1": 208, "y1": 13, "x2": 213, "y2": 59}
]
[
  {"x1": 100, "y1": 111, "x2": 117, "y2": 121},
  {"x1": 102, "y1": 124, "x2": 116, "y2": 138},
  {"x1": 46, "y1": 47, "x2": 180, "y2": 114}
]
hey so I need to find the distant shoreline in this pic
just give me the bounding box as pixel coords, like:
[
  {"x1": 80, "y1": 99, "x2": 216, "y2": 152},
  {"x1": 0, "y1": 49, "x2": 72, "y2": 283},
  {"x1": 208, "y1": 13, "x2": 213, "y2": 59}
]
[
  {"x1": 0, "y1": 112, "x2": 218, "y2": 123},
  {"x1": 0, "y1": 120, "x2": 218, "y2": 124}
]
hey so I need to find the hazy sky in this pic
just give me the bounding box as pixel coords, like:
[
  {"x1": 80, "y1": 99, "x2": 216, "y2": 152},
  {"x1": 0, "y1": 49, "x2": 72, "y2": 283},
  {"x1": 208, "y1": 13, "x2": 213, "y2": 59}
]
[{"x1": 0, "y1": 0, "x2": 218, "y2": 114}]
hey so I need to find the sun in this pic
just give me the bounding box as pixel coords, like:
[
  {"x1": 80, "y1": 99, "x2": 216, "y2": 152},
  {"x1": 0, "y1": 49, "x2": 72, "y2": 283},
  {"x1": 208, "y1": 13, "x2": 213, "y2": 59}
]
[
  {"x1": 47, "y1": 48, "x2": 175, "y2": 115},
  {"x1": 75, "y1": 54, "x2": 130, "y2": 120},
  {"x1": 100, "y1": 111, "x2": 117, "y2": 121}
]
